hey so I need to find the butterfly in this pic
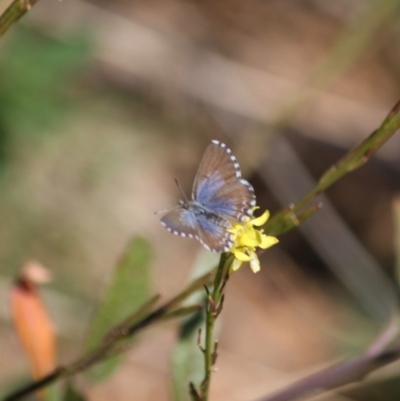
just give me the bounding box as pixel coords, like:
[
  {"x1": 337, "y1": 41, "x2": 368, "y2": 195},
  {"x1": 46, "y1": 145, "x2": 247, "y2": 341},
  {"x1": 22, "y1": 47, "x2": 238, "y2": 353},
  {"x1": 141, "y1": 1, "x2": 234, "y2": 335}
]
[{"x1": 160, "y1": 140, "x2": 256, "y2": 252}]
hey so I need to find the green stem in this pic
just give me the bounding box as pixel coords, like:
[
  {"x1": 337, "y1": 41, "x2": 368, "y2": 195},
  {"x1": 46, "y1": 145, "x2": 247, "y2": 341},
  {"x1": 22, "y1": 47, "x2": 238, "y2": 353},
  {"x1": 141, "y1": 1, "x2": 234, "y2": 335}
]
[
  {"x1": 265, "y1": 99, "x2": 400, "y2": 236},
  {"x1": 200, "y1": 254, "x2": 232, "y2": 400},
  {"x1": 298, "y1": 100, "x2": 400, "y2": 210},
  {"x1": 201, "y1": 302, "x2": 215, "y2": 400},
  {"x1": 0, "y1": 0, "x2": 40, "y2": 37}
]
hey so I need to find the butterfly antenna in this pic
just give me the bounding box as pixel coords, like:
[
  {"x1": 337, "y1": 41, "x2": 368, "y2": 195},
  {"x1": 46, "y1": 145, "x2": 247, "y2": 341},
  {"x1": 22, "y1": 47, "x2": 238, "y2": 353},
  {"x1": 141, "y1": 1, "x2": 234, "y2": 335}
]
[
  {"x1": 174, "y1": 178, "x2": 189, "y2": 203},
  {"x1": 154, "y1": 179, "x2": 188, "y2": 215}
]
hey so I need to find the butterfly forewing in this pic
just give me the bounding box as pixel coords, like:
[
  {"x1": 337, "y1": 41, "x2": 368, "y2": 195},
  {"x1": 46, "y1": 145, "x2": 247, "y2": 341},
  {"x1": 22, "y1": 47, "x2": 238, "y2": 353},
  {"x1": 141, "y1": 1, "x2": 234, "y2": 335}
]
[{"x1": 192, "y1": 140, "x2": 256, "y2": 222}]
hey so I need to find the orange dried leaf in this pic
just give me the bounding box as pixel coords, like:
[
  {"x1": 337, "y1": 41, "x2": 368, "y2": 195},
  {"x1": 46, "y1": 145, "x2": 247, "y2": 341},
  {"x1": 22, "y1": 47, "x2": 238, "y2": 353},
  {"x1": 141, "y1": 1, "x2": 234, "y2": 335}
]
[{"x1": 10, "y1": 276, "x2": 56, "y2": 380}]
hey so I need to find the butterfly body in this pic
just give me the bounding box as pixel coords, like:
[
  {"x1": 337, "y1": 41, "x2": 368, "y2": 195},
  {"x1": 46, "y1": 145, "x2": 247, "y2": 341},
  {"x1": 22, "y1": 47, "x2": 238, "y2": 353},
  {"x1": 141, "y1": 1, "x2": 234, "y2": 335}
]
[
  {"x1": 160, "y1": 140, "x2": 256, "y2": 252},
  {"x1": 181, "y1": 201, "x2": 232, "y2": 229}
]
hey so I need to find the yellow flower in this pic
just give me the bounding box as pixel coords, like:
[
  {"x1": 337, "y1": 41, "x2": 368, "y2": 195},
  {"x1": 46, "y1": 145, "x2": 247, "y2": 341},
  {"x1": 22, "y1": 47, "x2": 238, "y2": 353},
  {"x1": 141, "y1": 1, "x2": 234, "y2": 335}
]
[{"x1": 228, "y1": 209, "x2": 279, "y2": 273}]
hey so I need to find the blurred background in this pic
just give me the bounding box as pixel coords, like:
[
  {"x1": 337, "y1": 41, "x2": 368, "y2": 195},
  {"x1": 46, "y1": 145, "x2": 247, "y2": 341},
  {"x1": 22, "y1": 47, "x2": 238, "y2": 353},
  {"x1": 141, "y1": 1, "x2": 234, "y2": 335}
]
[{"x1": 1, "y1": 0, "x2": 400, "y2": 399}]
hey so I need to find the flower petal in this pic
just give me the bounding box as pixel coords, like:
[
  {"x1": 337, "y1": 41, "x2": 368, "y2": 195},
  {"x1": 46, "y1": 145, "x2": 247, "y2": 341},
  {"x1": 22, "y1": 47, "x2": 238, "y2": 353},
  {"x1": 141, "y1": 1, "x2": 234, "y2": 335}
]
[
  {"x1": 239, "y1": 230, "x2": 260, "y2": 247},
  {"x1": 250, "y1": 210, "x2": 270, "y2": 226},
  {"x1": 227, "y1": 224, "x2": 240, "y2": 234},
  {"x1": 232, "y1": 249, "x2": 252, "y2": 262},
  {"x1": 231, "y1": 258, "x2": 243, "y2": 271},
  {"x1": 228, "y1": 208, "x2": 279, "y2": 274},
  {"x1": 259, "y1": 236, "x2": 279, "y2": 249},
  {"x1": 249, "y1": 256, "x2": 261, "y2": 273}
]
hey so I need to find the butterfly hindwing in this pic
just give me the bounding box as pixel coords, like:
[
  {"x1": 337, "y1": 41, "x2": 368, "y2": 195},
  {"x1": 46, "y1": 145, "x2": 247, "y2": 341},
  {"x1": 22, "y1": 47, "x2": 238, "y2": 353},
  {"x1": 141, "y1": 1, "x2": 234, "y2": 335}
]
[
  {"x1": 192, "y1": 140, "x2": 256, "y2": 222},
  {"x1": 160, "y1": 207, "x2": 200, "y2": 241},
  {"x1": 195, "y1": 213, "x2": 233, "y2": 252},
  {"x1": 161, "y1": 204, "x2": 234, "y2": 252}
]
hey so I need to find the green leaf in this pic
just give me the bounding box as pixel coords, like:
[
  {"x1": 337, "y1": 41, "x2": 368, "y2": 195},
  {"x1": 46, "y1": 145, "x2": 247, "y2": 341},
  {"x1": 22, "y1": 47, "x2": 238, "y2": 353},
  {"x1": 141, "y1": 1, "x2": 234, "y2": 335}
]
[
  {"x1": 64, "y1": 381, "x2": 87, "y2": 401},
  {"x1": 172, "y1": 308, "x2": 206, "y2": 401},
  {"x1": 171, "y1": 251, "x2": 219, "y2": 401},
  {"x1": 85, "y1": 236, "x2": 152, "y2": 381},
  {"x1": 44, "y1": 383, "x2": 62, "y2": 401}
]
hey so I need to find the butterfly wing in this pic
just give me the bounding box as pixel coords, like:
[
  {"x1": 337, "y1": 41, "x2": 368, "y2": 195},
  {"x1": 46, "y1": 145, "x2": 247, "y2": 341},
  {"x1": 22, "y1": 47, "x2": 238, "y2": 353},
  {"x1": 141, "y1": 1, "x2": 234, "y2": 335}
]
[
  {"x1": 195, "y1": 213, "x2": 234, "y2": 252},
  {"x1": 160, "y1": 207, "x2": 200, "y2": 241},
  {"x1": 192, "y1": 140, "x2": 256, "y2": 222},
  {"x1": 160, "y1": 205, "x2": 233, "y2": 252}
]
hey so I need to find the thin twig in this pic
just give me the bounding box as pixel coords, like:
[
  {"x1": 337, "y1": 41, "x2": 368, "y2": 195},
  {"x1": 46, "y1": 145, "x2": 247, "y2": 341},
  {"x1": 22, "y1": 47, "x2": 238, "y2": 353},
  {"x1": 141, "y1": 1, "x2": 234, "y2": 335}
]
[
  {"x1": 0, "y1": 0, "x2": 40, "y2": 37},
  {"x1": 258, "y1": 320, "x2": 400, "y2": 401},
  {"x1": 265, "y1": 99, "x2": 400, "y2": 236}
]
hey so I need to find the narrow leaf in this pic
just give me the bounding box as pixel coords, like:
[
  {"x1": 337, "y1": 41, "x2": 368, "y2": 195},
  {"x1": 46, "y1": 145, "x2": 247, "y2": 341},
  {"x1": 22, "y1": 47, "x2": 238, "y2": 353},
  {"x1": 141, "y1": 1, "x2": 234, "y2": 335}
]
[
  {"x1": 171, "y1": 251, "x2": 219, "y2": 401},
  {"x1": 172, "y1": 307, "x2": 206, "y2": 401},
  {"x1": 86, "y1": 236, "x2": 152, "y2": 381},
  {"x1": 63, "y1": 381, "x2": 87, "y2": 401}
]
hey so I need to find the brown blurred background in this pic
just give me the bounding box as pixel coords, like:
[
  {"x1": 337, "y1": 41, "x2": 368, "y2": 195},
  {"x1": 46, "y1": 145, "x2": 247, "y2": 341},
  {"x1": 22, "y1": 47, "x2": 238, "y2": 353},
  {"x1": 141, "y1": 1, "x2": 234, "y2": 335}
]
[{"x1": 1, "y1": 0, "x2": 400, "y2": 400}]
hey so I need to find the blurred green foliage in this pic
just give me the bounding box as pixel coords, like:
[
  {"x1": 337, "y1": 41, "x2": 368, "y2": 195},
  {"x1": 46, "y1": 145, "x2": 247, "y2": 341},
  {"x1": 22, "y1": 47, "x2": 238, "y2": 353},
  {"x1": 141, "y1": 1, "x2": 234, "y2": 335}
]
[
  {"x1": 0, "y1": 24, "x2": 92, "y2": 279},
  {"x1": 64, "y1": 381, "x2": 87, "y2": 401},
  {"x1": 0, "y1": 25, "x2": 91, "y2": 170}
]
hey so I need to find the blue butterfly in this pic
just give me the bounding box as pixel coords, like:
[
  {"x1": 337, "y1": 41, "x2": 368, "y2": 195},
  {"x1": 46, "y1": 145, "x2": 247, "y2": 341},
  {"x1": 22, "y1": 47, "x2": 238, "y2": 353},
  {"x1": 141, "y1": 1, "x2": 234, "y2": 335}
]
[{"x1": 160, "y1": 140, "x2": 256, "y2": 252}]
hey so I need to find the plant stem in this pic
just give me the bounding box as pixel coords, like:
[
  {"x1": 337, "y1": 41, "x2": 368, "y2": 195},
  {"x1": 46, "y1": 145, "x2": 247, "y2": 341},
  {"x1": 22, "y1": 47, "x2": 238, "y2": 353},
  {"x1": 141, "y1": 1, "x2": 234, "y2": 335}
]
[
  {"x1": 0, "y1": 0, "x2": 40, "y2": 37},
  {"x1": 200, "y1": 254, "x2": 232, "y2": 400},
  {"x1": 265, "y1": 99, "x2": 400, "y2": 236},
  {"x1": 298, "y1": 100, "x2": 400, "y2": 207},
  {"x1": 201, "y1": 303, "x2": 215, "y2": 400}
]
